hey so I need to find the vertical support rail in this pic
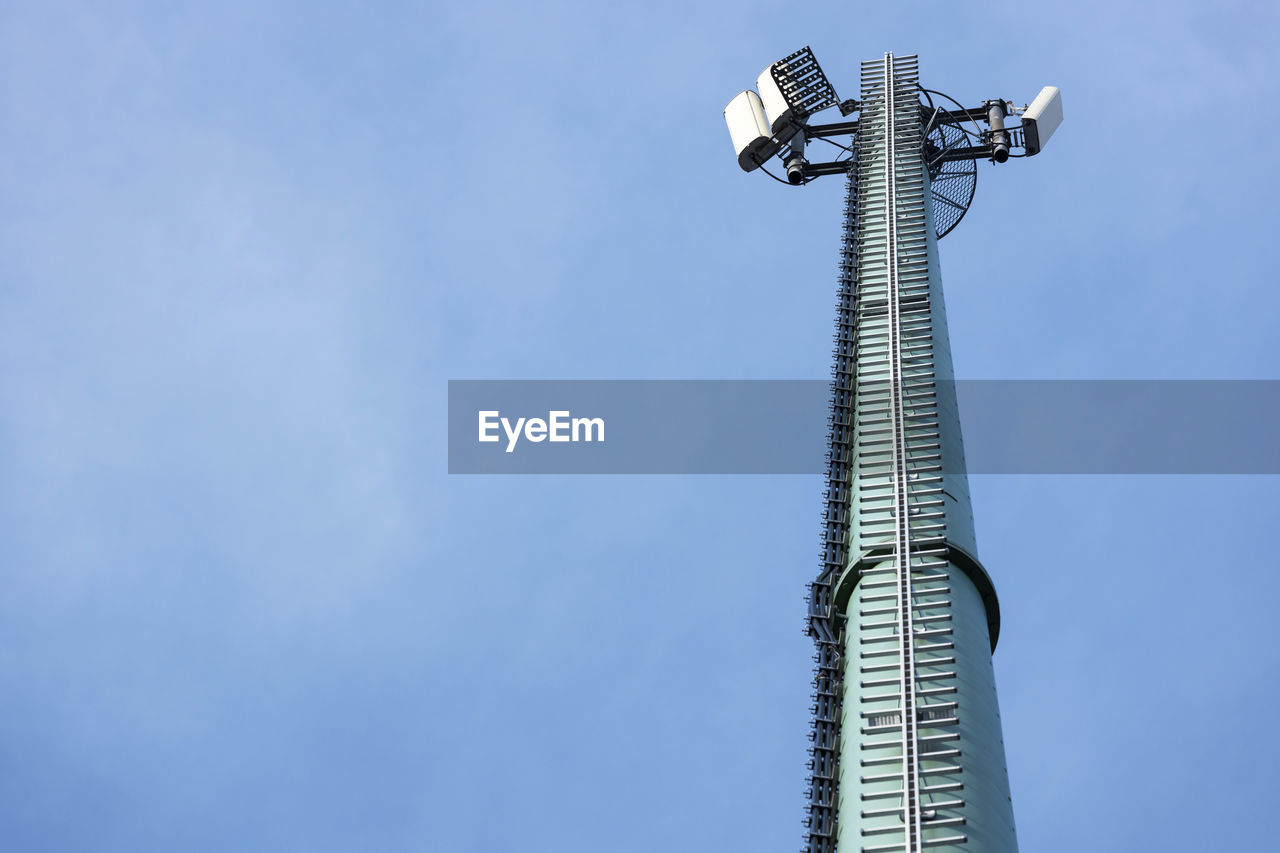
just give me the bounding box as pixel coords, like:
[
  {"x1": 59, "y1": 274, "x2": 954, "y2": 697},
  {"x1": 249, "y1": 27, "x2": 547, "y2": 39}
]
[{"x1": 880, "y1": 52, "x2": 923, "y2": 853}]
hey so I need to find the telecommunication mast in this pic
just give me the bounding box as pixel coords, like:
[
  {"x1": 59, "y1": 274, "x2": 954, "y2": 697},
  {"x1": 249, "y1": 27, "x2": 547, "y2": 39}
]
[{"x1": 723, "y1": 49, "x2": 1062, "y2": 853}]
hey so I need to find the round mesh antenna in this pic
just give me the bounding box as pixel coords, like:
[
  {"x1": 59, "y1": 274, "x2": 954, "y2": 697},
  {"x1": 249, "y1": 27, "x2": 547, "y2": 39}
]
[
  {"x1": 925, "y1": 119, "x2": 977, "y2": 239},
  {"x1": 920, "y1": 87, "x2": 982, "y2": 240}
]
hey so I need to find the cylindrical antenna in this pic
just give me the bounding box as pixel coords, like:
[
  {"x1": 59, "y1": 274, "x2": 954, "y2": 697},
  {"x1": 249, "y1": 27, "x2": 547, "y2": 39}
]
[
  {"x1": 987, "y1": 100, "x2": 1010, "y2": 162},
  {"x1": 785, "y1": 129, "x2": 808, "y2": 184}
]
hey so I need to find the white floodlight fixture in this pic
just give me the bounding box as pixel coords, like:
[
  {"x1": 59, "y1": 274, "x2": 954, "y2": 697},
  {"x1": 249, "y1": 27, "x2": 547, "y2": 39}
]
[
  {"x1": 756, "y1": 64, "x2": 794, "y2": 134},
  {"x1": 1022, "y1": 86, "x2": 1062, "y2": 156},
  {"x1": 724, "y1": 90, "x2": 776, "y2": 172}
]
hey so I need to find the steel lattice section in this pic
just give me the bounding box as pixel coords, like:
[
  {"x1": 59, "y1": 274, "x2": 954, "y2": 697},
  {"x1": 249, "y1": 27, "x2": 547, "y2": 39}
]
[{"x1": 802, "y1": 157, "x2": 859, "y2": 853}]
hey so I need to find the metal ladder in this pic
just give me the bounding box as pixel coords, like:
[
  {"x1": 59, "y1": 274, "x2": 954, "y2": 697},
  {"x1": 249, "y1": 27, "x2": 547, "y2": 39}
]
[
  {"x1": 802, "y1": 116, "x2": 860, "y2": 853},
  {"x1": 852, "y1": 52, "x2": 966, "y2": 853}
]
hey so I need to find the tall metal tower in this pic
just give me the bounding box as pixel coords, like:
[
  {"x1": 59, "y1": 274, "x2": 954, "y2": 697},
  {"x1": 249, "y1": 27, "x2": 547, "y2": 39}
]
[{"x1": 723, "y1": 50, "x2": 1062, "y2": 853}]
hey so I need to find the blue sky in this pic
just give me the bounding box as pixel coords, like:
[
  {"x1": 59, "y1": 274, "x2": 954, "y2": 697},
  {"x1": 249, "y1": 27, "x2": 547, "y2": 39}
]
[{"x1": 1, "y1": 1, "x2": 1277, "y2": 850}]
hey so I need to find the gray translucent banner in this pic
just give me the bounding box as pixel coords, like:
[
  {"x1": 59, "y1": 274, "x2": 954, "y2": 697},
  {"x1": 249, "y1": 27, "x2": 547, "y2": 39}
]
[{"x1": 447, "y1": 380, "x2": 1280, "y2": 474}]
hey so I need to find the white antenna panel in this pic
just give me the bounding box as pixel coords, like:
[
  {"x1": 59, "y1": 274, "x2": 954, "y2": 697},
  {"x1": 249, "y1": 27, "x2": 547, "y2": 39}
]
[
  {"x1": 724, "y1": 90, "x2": 773, "y2": 172},
  {"x1": 1022, "y1": 86, "x2": 1063, "y2": 155},
  {"x1": 756, "y1": 64, "x2": 794, "y2": 134}
]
